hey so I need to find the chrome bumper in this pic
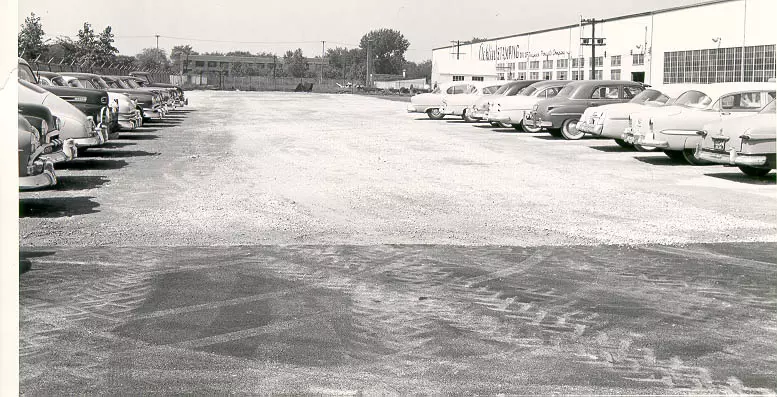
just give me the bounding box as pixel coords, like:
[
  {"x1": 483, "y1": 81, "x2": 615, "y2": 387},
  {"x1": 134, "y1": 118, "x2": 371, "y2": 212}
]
[
  {"x1": 39, "y1": 139, "x2": 77, "y2": 163},
  {"x1": 19, "y1": 161, "x2": 57, "y2": 191},
  {"x1": 577, "y1": 121, "x2": 603, "y2": 135},
  {"x1": 695, "y1": 145, "x2": 769, "y2": 167}
]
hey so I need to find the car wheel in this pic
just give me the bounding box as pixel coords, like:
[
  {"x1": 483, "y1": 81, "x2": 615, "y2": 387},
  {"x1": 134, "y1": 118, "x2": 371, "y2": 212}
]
[
  {"x1": 462, "y1": 109, "x2": 477, "y2": 123},
  {"x1": 614, "y1": 139, "x2": 633, "y2": 149},
  {"x1": 489, "y1": 122, "x2": 499, "y2": 127},
  {"x1": 681, "y1": 149, "x2": 711, "y2": 165},
  {"x1": 496, "y1": 122, "x2": 511, "y2": 128},
  {"x1": 427, "y1": 108, "x2": 444, "y2": 120},
  {"x1": 560, "y1": 119, "x2": 584, "y2": 140},
  {"x1": 522, "y1": 121, "x2": 542, "y2": 133},
  {"x1": 663, "y1": 150, "x2": 685, "y2": 162},
  {"x1": 738, "y1": 166, "x2": 772, "y2": 177}
]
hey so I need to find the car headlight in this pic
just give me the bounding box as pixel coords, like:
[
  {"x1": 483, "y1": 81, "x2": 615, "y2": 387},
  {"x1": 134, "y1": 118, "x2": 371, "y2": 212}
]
[
  {"x1": 30, "y1": 131, "x2": 40, "y2": 153},
  {"x1": 40, "y1": 119, "x2": 49, "y2": 135},
  {"x1": 86, "y1": 116, "x2": 96, "y2": 133},
  {"x1": 649, "y1": 119, "x2": 654, "y2": 132},
  {"x1": 52, "y1": 116, "x2": 62, "y2": 131}
]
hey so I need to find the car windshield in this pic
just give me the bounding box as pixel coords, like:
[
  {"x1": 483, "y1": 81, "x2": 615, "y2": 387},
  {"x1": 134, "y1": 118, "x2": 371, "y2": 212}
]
[
  {"x1": 674, "y1": 90, "x2": 713, "y2": 109},
  {"x1": 504, "y1": 84, "x2": 527, "y2": 96},
  {"x1": 518, "y1": 86, "x2": 538, "y2": 96},
  {"x1": 493, "y1": 84, "x2": 513, "y2": 95},
  {"x1": 483, "y1": 85, "x2": 502, "y2": 94},
  {"x1": 39, "y1": 77, "x2": 52, "y2": 86},
  {"x1": 105, "y1": 79, "x2": 121, "y2": 88},
  {"x1": 91, "y1": 76, "x2": 110, "y2": 89},
  {"x1": 66, "y1": 79, "x2": 86, "y2": 88},
  {"x1": 431, "y1": 86, "x2": 441, "y2": 94},
  {"x1": 51, "y1": 76, "x2": 66, "y2": 86},
  {"x1": 629, "y1": 89, "x2": 670, "y2": 105},
  {"x1": 555, "y1": 84, "x2": 576, "y2": 98},
  {"x1": 760, "y1": 100, "x2": 775, "y2": 114},
  {"x1": 124, "y1": 79, "x2": 141, "y2": 88},
  {"x1": 17, "y1": 63, "x2": 37, "y2": 83}
]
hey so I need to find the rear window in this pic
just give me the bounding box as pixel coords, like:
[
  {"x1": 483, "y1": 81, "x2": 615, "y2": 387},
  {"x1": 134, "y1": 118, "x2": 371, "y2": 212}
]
[
  {"x1": 629, "y1": 89, "x2": 670, "y2": 105},
  {"x1": 674, "y1": 90, "x2": 713, "y2": 109},
  {"x1": 556, "y1": 84, "x2": 576, "y2": 98},
  {"x1": 483, "y1": 85, "x2": 502, "y2": 94}
]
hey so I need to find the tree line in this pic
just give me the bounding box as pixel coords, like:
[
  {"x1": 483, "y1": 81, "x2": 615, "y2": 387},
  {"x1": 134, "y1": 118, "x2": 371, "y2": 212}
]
[{"x1": 19, "y1": 13, "x2": 431, "y2": 81}]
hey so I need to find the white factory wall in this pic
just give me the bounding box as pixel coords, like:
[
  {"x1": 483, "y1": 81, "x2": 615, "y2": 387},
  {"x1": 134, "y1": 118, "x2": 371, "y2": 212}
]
[{"x1": 431, "y1": 0, "x2": 776, "y2": 86}]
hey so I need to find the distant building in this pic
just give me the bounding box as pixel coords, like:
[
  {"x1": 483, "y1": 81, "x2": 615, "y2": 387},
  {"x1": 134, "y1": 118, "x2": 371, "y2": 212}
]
[{"x1": 183, "y1": 54, "x2": 328, "y2": 78}]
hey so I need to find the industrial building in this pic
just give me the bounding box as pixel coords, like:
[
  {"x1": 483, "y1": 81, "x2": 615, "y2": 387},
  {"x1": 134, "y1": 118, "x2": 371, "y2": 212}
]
[{"x1": 431, "y1": 0, "x2": 776, "y2": 86}]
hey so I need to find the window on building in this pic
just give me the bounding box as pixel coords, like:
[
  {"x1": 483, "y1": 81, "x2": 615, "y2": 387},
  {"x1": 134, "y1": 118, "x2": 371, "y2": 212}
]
[
  {"x1": 220, "y1": 62, "x2": 229, "y2": 68},
  {"x1": 663, "y1": 45, "x2": 775, "y2": 84},
  {"x1": 507, "y1": 62, "x2": 515, "y2": 70},
  {"x1": 529, "y1": 72, "x2": 539, "y2": 80},
  {"x1": 529, "y1": 61, "x2": 540, "y2": 70},
  {"x1": 611, "y1": 55, "x2": 621, "y2": 67},
  {"x1": 557, "y1": 71, "x2": 568, "y2": 80},
  {"x1": 571, "y1": 70, "x2": 581, "y2": 80},
  {"x1": 517, "y1": 62, "x2": 527, "y2": 70},
  {"x1": 207, "y1": 61, "x2": 217, "y2": 67},
  {"x1": 633, "y1": 53, "x2": 645, "y2": 66},
  {"x1": 591, "y1": 86, "x2": 620, "y2": 99},
  {"x1": 542, "y1": 60, "x2": 553, "y2": 69},
  {"x1": 195, "y1": 61, "x2": 205, "y2": 67},
  {"x1": 557, "y1": 59, "x2": 569, "y2": 69},
  {"x1": 471, "y1": 76, "x2": 484, "y2": 81},
  {"x1": 611, "y1": 69, "x2": 621, "y2": 80},
  {"x1": 593, "y1": 70, "x2": 603, "y2": 80},
  {"x1": 497, "y1": 73, "x2": 505, "y2": 80},
  {"x1": 543, "y1": 71, "x2": 552, "y2": 80},
  {"x1": 452, "y1": 75, "x2": 465, "y2": 81},
  {"x1": 515, "y1": 72, "x2": 526, "y2": 80},
  {"x1": 590, "y1": 57, "x2": 603, "y2": 67}
]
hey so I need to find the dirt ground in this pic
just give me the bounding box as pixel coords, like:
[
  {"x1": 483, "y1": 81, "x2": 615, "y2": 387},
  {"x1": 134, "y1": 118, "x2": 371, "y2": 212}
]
[{"x1": 18, "y1": 91, "x2": 777, "y2": 395}]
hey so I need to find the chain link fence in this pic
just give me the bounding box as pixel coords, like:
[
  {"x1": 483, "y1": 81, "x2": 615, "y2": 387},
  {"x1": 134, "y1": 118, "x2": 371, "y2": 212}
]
[{"x1": 26, "y1": 58, "x2": 170, "y2": 84}]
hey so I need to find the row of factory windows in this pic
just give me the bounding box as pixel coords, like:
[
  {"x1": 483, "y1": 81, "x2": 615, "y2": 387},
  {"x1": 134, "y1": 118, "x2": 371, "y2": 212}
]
[
  {"x1": 456, "y1": 69, "x2": 626, "y2": 81},
  {"x1": 496, "y1": 54, "x2": 644, "y2": 72}
]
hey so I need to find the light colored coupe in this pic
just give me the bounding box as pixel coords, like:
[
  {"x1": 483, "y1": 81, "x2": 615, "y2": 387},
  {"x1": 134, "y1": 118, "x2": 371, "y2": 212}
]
[
  {"x1": 625, "y1": 83, "x2": 776, "y2": 164},
  {"x1": 440, "y1": 82, "x2": 504, "y2": 120},
  {"x1": 407, "y1": 82, "x2": 481, "y2": 120},
  {"x1": 488, "y1": 80, "x2": 571, "y2": 131},
  {"x1": 577, "y1": 84, "x2": 698, "y2": 149},
  {"x1": 695, "y1": 99, "x2": 775, "y2": 176}
]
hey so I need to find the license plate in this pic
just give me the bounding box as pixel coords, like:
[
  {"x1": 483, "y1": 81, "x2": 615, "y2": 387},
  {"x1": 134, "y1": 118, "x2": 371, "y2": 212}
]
[{"x1": 713, "y1": 139, "x2": 726, "y2": 151}]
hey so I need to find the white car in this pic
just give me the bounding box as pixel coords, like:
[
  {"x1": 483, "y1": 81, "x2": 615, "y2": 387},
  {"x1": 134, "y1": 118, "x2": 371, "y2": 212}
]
[
  {"x1": 577, "y1": 84, "x2": 700, "y2": 149},
  {"x1": 407, "y1": 82, "x2": 481, "y2": 120},
  {"x1": 488, "y1": 80, "x2": 571, "y2": 131},
  {"x1": 625, "y1": 83, "x2": 776, "y2": 164},
  {"x1": 440, "y1": 82, "x2": 504, "y2": 120}
]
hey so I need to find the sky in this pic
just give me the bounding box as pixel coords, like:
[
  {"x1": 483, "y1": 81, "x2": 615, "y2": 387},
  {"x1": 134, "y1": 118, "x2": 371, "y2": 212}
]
[{"x1": 18, "y1": 0, "x2": 709, "y2": 62}]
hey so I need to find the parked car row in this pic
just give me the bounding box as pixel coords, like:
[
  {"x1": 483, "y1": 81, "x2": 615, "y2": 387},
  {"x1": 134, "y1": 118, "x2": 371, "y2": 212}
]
[
  {"x1": 408, "y1": 79, "x2": 776, "y2": 177},
  {"x1": 17, "y1": 57, "x2": 189, "y2": 191}
]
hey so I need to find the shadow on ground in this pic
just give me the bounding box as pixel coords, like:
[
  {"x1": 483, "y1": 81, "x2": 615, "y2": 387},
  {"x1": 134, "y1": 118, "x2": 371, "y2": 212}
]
[
  {"x1": 78, "y1": 150, "x2": 160, "y2": 158},
  {"x1": 54, "y1": 175, "x2": 110, "y2": 191},
  {"x1": 19, "y1": 196, "x2": 100, "y2": 218},
  {"x1": 56, "y1": 159, "x2": 129, "y2": 171},
  {"x1": 705, "y1": 172, "x2": 776, "y2": 185}
]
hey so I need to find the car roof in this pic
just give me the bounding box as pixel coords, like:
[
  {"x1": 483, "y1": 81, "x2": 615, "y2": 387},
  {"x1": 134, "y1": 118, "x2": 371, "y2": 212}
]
[
  {"x1": 680, "y1": 82, "x2": 776, "y2": 99},
  {"x1": 37, "y1": 71, "x2": 61, "y2": 77},
  {"x1": 528, "y1": 80, "x2": 572, "y2": 89}
]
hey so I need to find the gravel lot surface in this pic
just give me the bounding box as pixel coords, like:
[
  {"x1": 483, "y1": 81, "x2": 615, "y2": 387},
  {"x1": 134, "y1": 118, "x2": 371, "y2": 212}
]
[
  {"x1": 19, "y1": 92, "x2": 777, "y2": 395},
  {"x1": 19, "y1": 91, "x2": 777, "y2": 246}
]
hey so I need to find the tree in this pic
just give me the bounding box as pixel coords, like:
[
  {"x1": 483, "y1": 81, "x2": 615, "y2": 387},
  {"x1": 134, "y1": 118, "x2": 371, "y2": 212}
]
[
  {"x1": 97, "y1": 26, "x2": 119, "y2": 63},
  {"x1": 283, "y1": 48, "x2": 307, "y2": 78},
  {"x1": 359, "y1": 28, "x2": 410, "y2": 75},
  {"x1": 115, "y1": 55, "x2": 137, "y2": 70},
  {"x1": 171, "y1": 44, "x2": 197, "y2": 73},
  {"x1": 76, "y1": 22, "x2": 99, "y2": 64},
  {"x1": 462, "y1": 37, "x2": 487, "y2": 44},
  {"x1": 18, "y1": 12, "x2": 46, "y2": 59},
  {"x1": 405, "y1": 60, "x2": 432, "y2": 81},
  {"x1": 226, "y1": 50, "x2": 252, "y2": 56},
  {"x1": 136, "y1": 48, "x2": 171, "y2": 71},
  {"x1": 231, "y1": 61, "x2": 245, "y2": 76}
]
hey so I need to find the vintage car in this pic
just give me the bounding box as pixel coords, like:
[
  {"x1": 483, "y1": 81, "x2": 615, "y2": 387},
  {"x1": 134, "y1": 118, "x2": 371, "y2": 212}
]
[
  {"x1": 440, "y1": 82, "x2": 504, "y2": 120},
  {"x1": 577, "y1": 84, "x2": 699, "y2": 149},
  {"x1": 57, "y1": 72, "x2": 142, "y2": 131},
  {"x1": 469, "y1": 80, "x2": 541, "y2": 124},
  {"x1": 19, "y1": 79, "x2": 107, "y2": 150},
  {"x1": 488, "y1": 80, "x2": 572, "y2": 131},
  {"x1": 19, "y1": 114, "x2": 57, "y2": 190},
  {"x1": 18, "y1": 58, "x2": 113, "y2": 136},
  {"x1": 625, "y1": 83, "x2": 775, "y2": 164},
  {"x1": 524, "y1": 80, "x2": 646, "y2": 140},
  {"x1": 19, "y1": 102, "x2": 77, "y2": 164},
  {"x1": 115, "y1": 76, "x2": 171, "y2": 118},
  {"x1": 130, "y1": 71, "x2": 188, "y2": 107},
  {"x1": 695, "y1": 99, "x2": 776, "y2": 176},
  {"x1": 408, "y1": 82, "x2": 483, "y2": 120},
  {"x1": 102, "y1": 75, "x2": 164, "y2": 121},
  {"x1": 126, "y1": 76, "x2": 175, "y2": 110}
]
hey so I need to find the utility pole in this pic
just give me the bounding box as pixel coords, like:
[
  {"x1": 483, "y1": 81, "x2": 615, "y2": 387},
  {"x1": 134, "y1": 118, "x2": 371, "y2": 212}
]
[
  {"x1": 155, "y1": 34, "x2": 160, "y2": 65},
  {"x1": 321, "y1": 41, "x2": 325, "y2": 85},
  {"x1": 366, "y1": 40, "x2": 371, "y2": 88},
  {"x1": 580, "y1": 18, "x2": 606, "y2": 80}
]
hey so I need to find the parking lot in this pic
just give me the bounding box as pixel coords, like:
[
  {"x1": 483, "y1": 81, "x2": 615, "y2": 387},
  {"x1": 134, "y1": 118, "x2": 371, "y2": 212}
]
[{"x1": 19, "y1": 91, "x2": 777, "y2": 394}]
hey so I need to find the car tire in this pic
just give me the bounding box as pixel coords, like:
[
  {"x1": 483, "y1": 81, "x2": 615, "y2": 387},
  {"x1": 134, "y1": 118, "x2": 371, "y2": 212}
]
[
  {"x1": 738, "y1": 166, "x2": 772, "y2": 177},
  {"x1": 522, "y1": 121, "x2": 542, "y2": 133},
  {"x1": 489, "y1": 122, "x2": 499, "y2": 127},
  {"x1": 663, "y1": 150, "x2": 685, "y2": 162},
  {"x1": 497, "y1": 122, "x2": 512, "y2": 128},
  {"x1": 560, "y1": 119, "x2": 584, "y2": 140},
  {"x1": 634, "y1": 144, "x2": 659, "y2": 152},
  {"x1": 427, "y1": 108, "x2": 444, "y2": 120},
  {"x1": 614, "y1": 139, "x2": 633, "y2": 149},
  {"x1": 681, "y1": 149, "x2": 711, "y2": 165},
  {"x1": 548, "y1": 128, "x2": 563, "y2": 137},
  {"x1": 462, "y1": 109, "x2": 477, "y2": 123}
]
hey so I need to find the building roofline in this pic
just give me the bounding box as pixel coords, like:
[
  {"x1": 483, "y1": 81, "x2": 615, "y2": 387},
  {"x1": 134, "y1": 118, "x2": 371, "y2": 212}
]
[{"x1": 432, "y1": 0, "x2": 739, "y2": 51}]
